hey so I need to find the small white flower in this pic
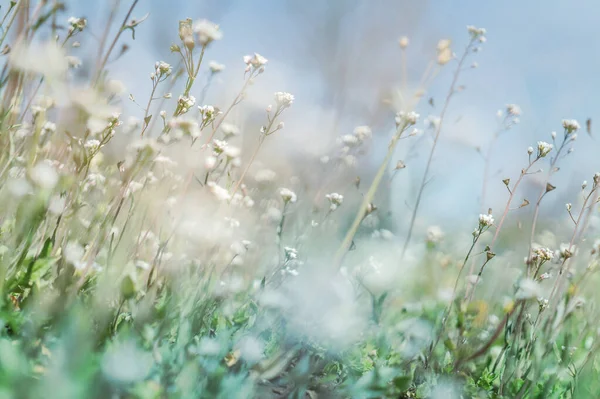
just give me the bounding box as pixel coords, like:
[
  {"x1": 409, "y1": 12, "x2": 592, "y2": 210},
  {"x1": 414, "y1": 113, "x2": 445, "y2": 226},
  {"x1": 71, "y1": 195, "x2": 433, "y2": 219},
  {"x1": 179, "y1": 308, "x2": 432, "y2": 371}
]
[
  {"x1": 515, "y1": 278, "x2": 542, "y2": 300},
  {"x1": 340, "y1": 134, "x2": 359, "y2": 146},
  {"x1": 506, "y1": 104, "x2": 521, "y2": 116},
  {"x1": 198, "y1": 105, "x2": 218, "y2": 122},
  {"x1": 204, "y1": 156, "x2": 217, "y2": 170},
  {"x1": 66, "y1": 55, "x2": 82, "y2": 68},
  {"x1": 426, "y1": 225, "x2": 444, "y2": 244},
  {"x1": 212, "y1": 139, "x2": 228, "y2": 154},
  {"x1": 538, "y1": 272, "x2": 552, "y2": 281},
  {"x1": 527, "y1": 146, "x2": 534, "y2": 155},
  {"x1": 558, "y1": 243, "x2": 574, "y2": 260},
  {"x1": 279, "y1": 188, "x2": 297, "y2": 203},
  {"x1": 30, "y1": 162, "x2": 58, "y2": 189},
  {"x1": 479, "y1": 213, "x2": 494, "y2": 228},
  {"x1": 68, "y1": 17, "x2": 87, "y2": 31},
  {"x1": 274, "y1": 92, "x2": 294, "y2": 109},
  {"x1": 106, "y1": 79, "x2": 126, "y2": 95},
  {"x1": 243, "y1": 53, "x2": 268, "y2": 69},
  {"x1": 64, "y1": 241, "x2": 85, "y2": 266},
  {"x1": 425, "y1": 115, "x2": 441, "y2": 129},
  {"x1": 398, "y1": 36, "x2": 409, "y2": 49},
  {"x1": 396, "y1": 111, "x2": 420, "y2": 126},
  {"x1": 221, "y1": 123, "x2": 240, "y2": 138},
  {"x1": 209, "y1": 61, "x2": 225, "y2": 73},
  {"x1": 533, "y1": 247, "x2": 554, "y2": 262},
  {"x1": 284, "y1": 247, "x2": 298, "y2": 260},
  {"x1": 41, "y1": 121, "x2": 56, "y2": 136},
  {"x1": 254, "y1": 169, "x2": 277, "y2": 183},
  {"x1": 193, "y1": 19, "x2": 223, "y2": 45},
  {"x1": 467, "y1": 25, "x2": 486, "y2": 38},
  {"x1": 84, "y1": 139, "x2": 101, "y2": 150},
  {"x1": 169, "y1": 117, "x2": 201, "y2": 138},
  {"x1": 537, "y1": 141, "x2": 553, "y2": 158},
  {"x1": 155, "y1": 61, "x2": 172, "y2": 76},
  {"x1": 325, "y1": 193, "x2": 344, "y2": 211},
  {"x1": 207, "y1": 181, "x2": 231, "y2": 202},
  {"x1": 124, "y1": 181, "x2": 143, "y2": 197},
  {"x1": 153, "y1": 155, "x2": 177, "y2": 167},
  {"x1": 353, "y1": 126, "x2": 372, "y2": 141},
  {"x1": 224, "y1": 146, "x2": 241, "y2": 159},
  {"x1": 562, "y1": 119, "x2": 580, "y2": 134},
  {"x1": 437, "y1": 39, "x2": 452, "y2": 51}
]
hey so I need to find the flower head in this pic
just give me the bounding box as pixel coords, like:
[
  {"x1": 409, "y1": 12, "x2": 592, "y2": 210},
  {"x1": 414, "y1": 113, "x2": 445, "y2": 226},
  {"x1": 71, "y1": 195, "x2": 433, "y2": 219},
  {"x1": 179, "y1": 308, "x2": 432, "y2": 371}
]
[
  {"x1": 279, "y1": 188, "x2": 297, "y2": 203},
  {"x1": 193, "y1": 19, "x2": 223, "y2": 45},
  {"x1": 562, "y1": 119, "x2": 580, "y2": 134},
  {"x1": 537, "y1": 141, "x2": 553, "y2": 158},
  {"x1": 325, "y1": 193, "x2": 344, "y2": 211},
  {"x1": 244, "y1": 53, "x2": 268, "y2": 70},
  {"x1": 274, "y1": 92, "x2": 294, "y2": 109},
  {"x1": 478, "y1": 213, "x2": 494, "y2": 228}
]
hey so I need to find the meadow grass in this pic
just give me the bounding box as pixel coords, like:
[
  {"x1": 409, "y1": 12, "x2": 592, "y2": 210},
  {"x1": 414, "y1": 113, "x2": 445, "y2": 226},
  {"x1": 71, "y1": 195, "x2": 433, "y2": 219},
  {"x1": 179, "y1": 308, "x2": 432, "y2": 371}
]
[{"x1": 0, "y1": 2, "x2": 598, "y2": 398}]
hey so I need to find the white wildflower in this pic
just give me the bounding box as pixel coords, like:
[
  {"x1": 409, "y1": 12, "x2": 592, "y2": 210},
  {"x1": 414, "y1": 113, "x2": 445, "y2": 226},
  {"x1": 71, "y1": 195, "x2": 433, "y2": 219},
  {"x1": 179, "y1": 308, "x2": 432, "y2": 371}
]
[
  {"x1": 515, "y1": 278, "x2": 542, "y2": 300},
  {"x1": 478, "y1": 213, "x2": 494, "y2": 228},
  {"x1": 279, "y1": 188, "x2": 297, "y2": 203},
  {"x1": 155, "y1": 61, "x2": 172, "y2": 76},
  {"x1": 396, "y1": 111, "x2": 420, "y2": 126},
  {"x1": 562, "y1": 119, "x2": 580, "y2": 134},
  {"x1": 207, "y1": 181, "x2": 231, "y2": 202},
  {"x1": 533, "y1": 247, "x2": 554, "y2": 262},
  {"x1": 254, "y1": 169, "x2": 277, "y2": 183},
  {"x1": 68, "y1": 17, "x2": 87, "y2": 31},
  {"x1": 193, "y1": 19, "x2": 222, "y2": 45},
  {"x1": 274, "y1": 92, "x2": 294, "y2": 109},
  {"x1": 124, "y1": 181, "x2": 143, "y2": 197},
  {"x1": 467, "y1": 25, "x2": 486, "y2": 38},
  {"x1": 30, "y1": 162, "x2": 58, "y2": 189},
  {"x1": 353, "y1": 126, "x2": 372, "y2": 141},
  {"x1": 426, "y1": 225, "x2": 444, "y2": 244},
  {"x1": 506, "y1": 104, "x2": 521, "y2": 116},
  {"x1": 537, "y1": 141, "x2": 553, "y2": 158},
  {"x1": 243, "y1": 53, "x2": 268, "y2": 69},
  {"x1": 221, "y1": 123, "x2": 240, "y2": 138},
  {"x1": 325, "y1": 193, "x2": 344, "y2": 211},
  {"x1": 398, "y1": 36, "x2": 409, "y2": 49},
  {"x1": 66, "y1": 55, "x2": 82, "y2": 68},
  {"x1": 209, "y1": 61, "x2": 225, "y2": 73}
]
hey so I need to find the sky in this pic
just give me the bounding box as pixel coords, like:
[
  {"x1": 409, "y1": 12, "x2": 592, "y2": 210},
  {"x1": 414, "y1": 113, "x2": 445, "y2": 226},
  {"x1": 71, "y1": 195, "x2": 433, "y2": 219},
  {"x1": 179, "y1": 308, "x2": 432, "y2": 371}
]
[{"x1": 68, "y1": 0, "x2": 600, "y2": 235}]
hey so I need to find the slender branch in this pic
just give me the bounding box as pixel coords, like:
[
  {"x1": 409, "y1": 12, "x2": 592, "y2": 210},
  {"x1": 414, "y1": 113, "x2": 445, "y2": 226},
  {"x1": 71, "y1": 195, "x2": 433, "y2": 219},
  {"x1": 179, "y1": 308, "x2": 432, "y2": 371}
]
[{"x1": 402, "y1": 39, "x2": 475, "y2": 256}]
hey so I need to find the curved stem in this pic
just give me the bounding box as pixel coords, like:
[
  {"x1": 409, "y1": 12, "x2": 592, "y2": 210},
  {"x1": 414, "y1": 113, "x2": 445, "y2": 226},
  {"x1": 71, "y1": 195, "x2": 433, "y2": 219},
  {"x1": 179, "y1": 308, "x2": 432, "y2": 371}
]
[{"x1": 402, "y1": 40, "x2": 475, "y2": 257}]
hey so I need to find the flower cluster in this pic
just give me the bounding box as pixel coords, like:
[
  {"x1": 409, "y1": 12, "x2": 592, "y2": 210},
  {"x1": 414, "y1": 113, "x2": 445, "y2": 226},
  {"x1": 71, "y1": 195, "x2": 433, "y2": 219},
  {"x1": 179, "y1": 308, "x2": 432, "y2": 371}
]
[
  {"x1": 274, "y1": 92, "x2": 294, "y2": 109},
  {"x1": 244, "y1": 53, "x2": 268, "y2": 72},
  {"x1": 478, "y1": 213, "x2": 494, "y2": 228},
  {"x1": 562, "y1": 119, "x2": 580, "y2": 134},
  {"x1": 395, "y1": 111, "x2": 420, "y2": 127},
  {"x1": 68, "y1": 17, "x2": 87, "y2": 32},
  {"x1": 537, "y1": 141, "x2": 553, "y2": 158},
  {"x1": 193, "y1": 19, "x2": 223, "y2": 45},
  {"x1": 279, "y1": 188, "x2": 297, "y2": 204},
  {"x1": 325, "y1": 193, "x2": 344, "y2": 211}
]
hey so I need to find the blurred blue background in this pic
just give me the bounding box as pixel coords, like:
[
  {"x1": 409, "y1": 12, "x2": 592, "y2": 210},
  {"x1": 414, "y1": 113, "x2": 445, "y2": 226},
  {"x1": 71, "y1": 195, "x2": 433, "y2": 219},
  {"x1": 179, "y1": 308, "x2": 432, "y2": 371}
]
[{"x1": 67, "y1": 0, "x2": 600, "y2": 233}]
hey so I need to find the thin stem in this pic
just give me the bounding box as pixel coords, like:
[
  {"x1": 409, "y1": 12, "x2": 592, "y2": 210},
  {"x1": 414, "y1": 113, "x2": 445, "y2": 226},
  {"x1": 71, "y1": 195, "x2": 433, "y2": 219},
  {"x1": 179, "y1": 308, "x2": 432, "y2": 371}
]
[
  {"x1": 204, "y1": 71, "x2": 254, "y2": 145},
  {"x1": 527, "y1": 133, "x2": 570, "y2": 256},
  {"x1": 230, "y1": 134, "x2": 265, "y2": 196},
  {"x1": 334, "y1": 121, "x2": 409, "y2": 268},
  {"x1": 94, "y1": 0, "x2": 139, "y2": 85},
  {"x1": 402, "y1": 40, "x2": 475, "y2": 257}
]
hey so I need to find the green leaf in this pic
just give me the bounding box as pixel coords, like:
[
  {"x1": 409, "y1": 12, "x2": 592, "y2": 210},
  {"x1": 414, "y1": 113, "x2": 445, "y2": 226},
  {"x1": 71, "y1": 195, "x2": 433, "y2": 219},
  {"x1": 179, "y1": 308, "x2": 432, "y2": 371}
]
[{"x1": 392, "y1": 375, "x2": 412, "y2": 392}]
